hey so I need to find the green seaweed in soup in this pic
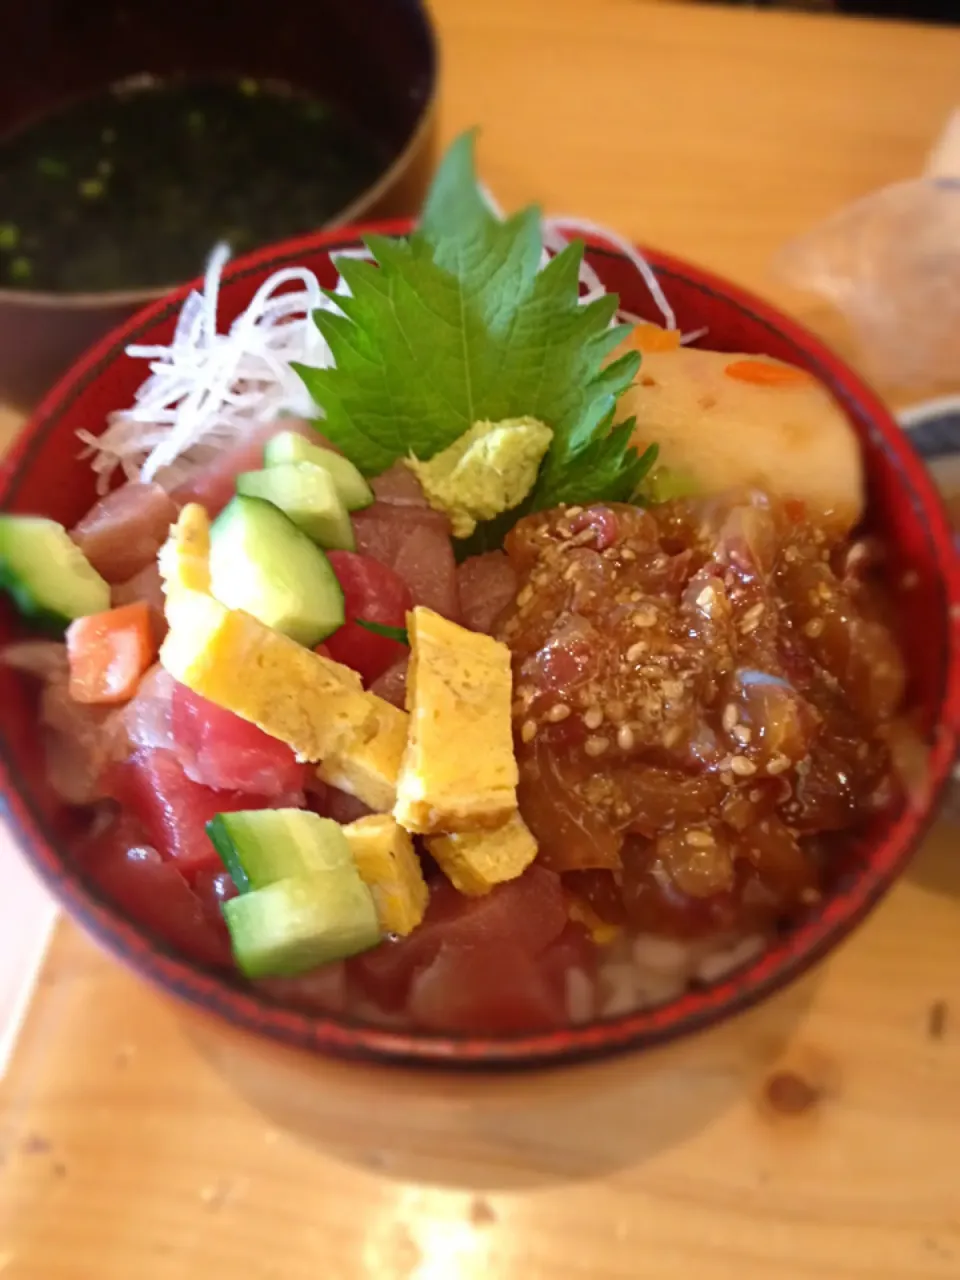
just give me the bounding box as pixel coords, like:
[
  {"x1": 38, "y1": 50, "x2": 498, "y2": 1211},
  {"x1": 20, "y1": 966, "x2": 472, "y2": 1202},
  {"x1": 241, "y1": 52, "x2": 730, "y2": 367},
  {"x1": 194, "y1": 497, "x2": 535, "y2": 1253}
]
[{"x1": 0, "y1": 77, "x2": 391, "y2": 293}]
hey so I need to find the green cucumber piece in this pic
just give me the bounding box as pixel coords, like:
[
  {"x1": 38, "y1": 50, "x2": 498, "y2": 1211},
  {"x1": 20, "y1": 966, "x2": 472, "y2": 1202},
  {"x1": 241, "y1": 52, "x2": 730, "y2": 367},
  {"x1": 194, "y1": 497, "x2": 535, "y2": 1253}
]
[
  {"x1": 264, "y1": 432, "x2": 374, "y2": 512},
  {"x1": 237, "y1": 463, "x2": 355, "y2": 550},
  {"x1": 223, "y1": 874, "x2": 380, "y2": 978},
  {"x1": 0, "y1": 515, "x2": 110, "y2": 631},
  {"x1": 206, "y1": 808, "x2": 354, "y2": 894},
  {"x1": 209, "y1": 495, "x2": 344, "y2": 646}
]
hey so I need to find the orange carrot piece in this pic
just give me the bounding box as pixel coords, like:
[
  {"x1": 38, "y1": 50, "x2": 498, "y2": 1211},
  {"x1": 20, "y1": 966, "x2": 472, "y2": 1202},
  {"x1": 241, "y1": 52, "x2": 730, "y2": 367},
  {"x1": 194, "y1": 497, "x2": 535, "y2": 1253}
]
[
  {"x1": 66, "y1": 601, "x2": 157, "y2": 705},
  {"x1": 629, "y1": 322, "x2": 683, "y2": 354},
  {"x1": 723, "y1": 358, "x2": 813, "y2": 387}
]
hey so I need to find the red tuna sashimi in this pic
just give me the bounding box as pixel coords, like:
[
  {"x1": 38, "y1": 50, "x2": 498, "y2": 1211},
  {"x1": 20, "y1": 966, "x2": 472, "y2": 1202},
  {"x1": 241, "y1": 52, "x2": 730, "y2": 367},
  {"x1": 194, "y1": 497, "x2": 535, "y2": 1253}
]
[
  {"x1": 71, "y1": 483, "x2": 179, "y2": 583},
  {"x1": 408, "y1": 941, "x2": 567, "y2": 1033},
  {"x1": 171, "y1": 683, "x2": 308, "y2": 796},
  {"x1": 257, "y1": 965, "x2": 349, "y2": 1016},
  {"x1": 119, "y1": 664, "x2": 177, "y2": 752},
  {"x1": 192, "y1": 865, "x2": 240, "y2": 928},
  {"x1": 371, "y1": 462, "x2": 430, "y2": 507},
  {"x1": 105, "y1": 748, "x2": 290, "y2": 877},
  {"x1": 353, "y1": 503, "x2": 460, "y2": 621},
  {"x1": 351, "y1": 865, "x2": 566, "y2": 1009},
  {"x1": 40, "y1": 676, "x2": 126, "y2": 804},
  {"x1": 457, "y1": 551, "x2": 518, "y2": 633},
  {"x1": 369, "y1": 656, "x2": 408, "y2": 709},
  {"x1": 323, "y1": 551, "x2": 412, "y2": 684},
  {"x1": 112, "y1": 560, "x2": 167, "y2": 643},
  {"x1": 76, "y1": 812, "x2": 232, "y2": 968},
  {"x1": 171, "y1": 418, "x2": 320, "y2": 517}
]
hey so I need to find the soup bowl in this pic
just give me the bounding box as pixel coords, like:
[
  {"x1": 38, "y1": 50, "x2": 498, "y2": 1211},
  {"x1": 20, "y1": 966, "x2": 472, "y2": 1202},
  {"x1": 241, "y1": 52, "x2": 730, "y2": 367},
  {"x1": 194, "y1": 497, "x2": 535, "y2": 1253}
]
[
  {"x1": 0, "y1": 0, "x2": 437, "y2": 409},
  {"x1": 1, "y1": 222, "x2": 958, "y2": 1070}
]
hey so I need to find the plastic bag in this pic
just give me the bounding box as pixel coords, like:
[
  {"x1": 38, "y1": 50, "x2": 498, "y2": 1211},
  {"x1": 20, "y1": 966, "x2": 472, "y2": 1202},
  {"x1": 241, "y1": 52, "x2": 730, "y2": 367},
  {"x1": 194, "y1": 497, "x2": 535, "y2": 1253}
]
[{"x1": 775, "y1": 176, "x2": 960, "y2": 389}]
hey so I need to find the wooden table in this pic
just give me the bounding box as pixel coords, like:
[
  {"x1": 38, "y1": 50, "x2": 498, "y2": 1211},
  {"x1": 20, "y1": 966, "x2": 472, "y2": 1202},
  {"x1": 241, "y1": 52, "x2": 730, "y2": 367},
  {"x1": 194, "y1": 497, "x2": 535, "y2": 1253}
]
[{"x1": 2, "y1": 2, "x2": 959, "y2": 1277}]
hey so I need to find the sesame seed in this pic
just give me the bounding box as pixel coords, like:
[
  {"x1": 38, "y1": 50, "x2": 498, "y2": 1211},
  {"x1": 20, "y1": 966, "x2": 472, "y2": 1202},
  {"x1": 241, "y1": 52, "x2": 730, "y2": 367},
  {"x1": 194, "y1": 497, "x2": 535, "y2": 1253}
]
[
  {"x1": 733, "y1": 724, "x2": 752, "y2": 745},
  {"x1": 565, "y1": 506, "x2": 583, "y2": 518},
  {"x1": 584, "y1": 736, "x2": 610, "y2": 757},
  {"x1": 740, "y1": 603, "x2": 765, "y2": 634},
  {"x1": 583, "y1": 707, "x2": 604, "y2": 730},
  {"x1": 748, "y1": 788, "x2": 763, "y2": 803},
  {"x1": 685, "y1": 829, "x2": 715, "y2": 848},
  {"x1": 617, "y1": 724, "x2": 635, "y2": 751},
  {"x1": 625, "y1": 641, "x2": 648, "y2": 663},
  {"x1": 722, "y1": 703, "x2": 739, "y2": 733},
  {"x1": 767, "y1": 754, "x2": 791, "y2": 775},
  {"x1": 696, "y1": 586, "x2": 715, "y2": 608},
  {"x1": 605, "y1": 699, "x2": 627, "y2": 722},
  {"x1": 614, "y1": 801, "x2": 632, "y2": 820},
  {"x1": 730, "y1": 756, "x2": 757, "y2": 777},
  {"x1": 633, "y1": 606, "x2": 658, "y2": 628},
  {"x1": 563, "y1": 562, "x2": 579, "y2": 580},
  {"x1": 621, "y1": 547, "x2": 636, "y2": 561},
  {"x1": 546, "y1": 703, "x2": 571, "y2": 723},
  {"x1": 804, "y1": 618, "x2": 824, "y2": 638},
  {"x1": 516, "y1": 585, "x2": 533, "y2": 608},
  {"x1": 511, "y1": 699, "x2": 526, "y2": 717},
  {"x1": 721, "y1": 770, "x2": 734, "y2": 787},
  {"x1": 520, "y1": 720, "x2": 538, "y2": 744},
  {"x1": 663, "y1": 724, "x2": 682, "y2": 748}
]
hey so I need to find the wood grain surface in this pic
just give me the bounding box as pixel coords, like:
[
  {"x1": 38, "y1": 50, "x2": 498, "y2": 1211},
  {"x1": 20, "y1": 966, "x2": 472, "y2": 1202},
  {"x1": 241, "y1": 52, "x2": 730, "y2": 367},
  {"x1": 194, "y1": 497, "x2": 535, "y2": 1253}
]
[{"x1": 1, "y1": 2, "x2": 959, "y2": 1277}]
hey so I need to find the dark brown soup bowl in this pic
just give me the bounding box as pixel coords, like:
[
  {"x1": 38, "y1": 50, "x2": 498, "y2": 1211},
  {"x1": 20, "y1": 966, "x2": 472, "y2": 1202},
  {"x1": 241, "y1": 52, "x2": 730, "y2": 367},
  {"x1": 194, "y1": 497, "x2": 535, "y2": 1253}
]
[{"x1": 0, "y1": 0, "x2": 437, "y2": 408}]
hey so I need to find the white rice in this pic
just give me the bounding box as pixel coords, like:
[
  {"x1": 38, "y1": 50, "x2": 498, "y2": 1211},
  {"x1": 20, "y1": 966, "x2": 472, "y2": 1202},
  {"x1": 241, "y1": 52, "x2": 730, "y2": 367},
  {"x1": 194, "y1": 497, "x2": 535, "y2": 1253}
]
[{"x1": 581, "y1": 931, "x2": 767, "y2": 1023}]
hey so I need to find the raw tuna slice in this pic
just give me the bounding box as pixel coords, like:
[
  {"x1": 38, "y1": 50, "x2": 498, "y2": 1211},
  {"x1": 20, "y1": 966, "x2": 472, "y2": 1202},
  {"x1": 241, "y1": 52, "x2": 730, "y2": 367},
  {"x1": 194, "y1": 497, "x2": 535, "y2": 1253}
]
[
  {"x1": 40, "y1": 677, "x2": 126, "y2": 804},
  {"x1": 71, "y1": 483, "x2": 179, "y2": 583},
  {"x1": 351, "y1": 865, "x2": 566, "y2": 1010},
  {"x1": 369, "y1": 657, "x2": 408, "y2": 709},
  {"x1": 408, "y1": 941, "x2": 566, "y2": 1033},
  {"x1": 170, "y1": 682, "x2": 308, "y2": 796},
  {"x1": 171, "y1": 418, "x2": 321, "y2": 517},
  {"x1": 119, "y1": 664, "x2": 177, "y2": 752},
  {"x1": 310, "y1": 781, "x2": 374, "y2": 826},
  {"x1": 371, "y1": 462, "x2": 430, "y2": 507},
  {"x1": 112, "y1": 561, "x2": 167, "y2": 642},
  {"x1": 76, "y1": 811, "x2": 232, "y2": 968},
  {"x1": 105, "y1": 748, "x2": 290, "y2": 877},
  {"x1": 324, "y1": 552, "x2": 412, "y2": 684},
  {"x1": 457, "y1": 552, "x2": 518, "y2": 633},
  {"x1": 353, "y1": 503, "x2": 460, "y2": 621},
  {"x1": 258, "y1": 965, "x2": 348, "y2": 1016}
]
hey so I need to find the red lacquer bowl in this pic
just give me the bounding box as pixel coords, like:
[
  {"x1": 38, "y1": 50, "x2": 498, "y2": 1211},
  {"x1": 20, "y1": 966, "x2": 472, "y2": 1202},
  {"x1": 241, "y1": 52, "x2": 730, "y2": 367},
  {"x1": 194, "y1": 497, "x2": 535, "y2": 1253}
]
[{"x1": 2, "y1": 223, "x2": 959, "y2": 1070}]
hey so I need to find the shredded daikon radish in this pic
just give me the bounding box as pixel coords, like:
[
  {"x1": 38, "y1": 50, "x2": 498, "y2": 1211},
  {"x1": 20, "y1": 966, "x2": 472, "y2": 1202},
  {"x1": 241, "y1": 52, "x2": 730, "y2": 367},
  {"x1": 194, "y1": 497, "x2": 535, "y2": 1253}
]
[
  {"x1": 546, "y1": 215, "x2": 678, "y2": 331},
  {"x1": 79, "y1": 244, "x2": 338, "y2": 493}
]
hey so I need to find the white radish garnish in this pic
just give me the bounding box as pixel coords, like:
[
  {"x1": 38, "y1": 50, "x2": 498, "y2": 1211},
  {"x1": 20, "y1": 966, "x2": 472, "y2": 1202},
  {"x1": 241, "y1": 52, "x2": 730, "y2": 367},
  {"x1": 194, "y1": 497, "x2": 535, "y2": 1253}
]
[{"x1": 78, "y1": 245, "x2": 362, "y2": 494}]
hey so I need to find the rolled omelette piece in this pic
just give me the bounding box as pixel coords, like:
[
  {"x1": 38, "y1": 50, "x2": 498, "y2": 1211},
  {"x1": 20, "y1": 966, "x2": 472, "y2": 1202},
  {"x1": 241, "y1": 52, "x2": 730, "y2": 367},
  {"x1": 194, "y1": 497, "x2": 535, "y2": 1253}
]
[{"x1": 622, "y1": 347, "x2": 864, "y2": 533}]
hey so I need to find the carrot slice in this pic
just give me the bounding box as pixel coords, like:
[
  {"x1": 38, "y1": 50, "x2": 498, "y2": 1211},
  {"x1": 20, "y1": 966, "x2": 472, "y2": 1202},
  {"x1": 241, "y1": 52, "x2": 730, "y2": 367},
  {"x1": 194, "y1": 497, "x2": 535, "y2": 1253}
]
[
  {"x1": 66, "y1": 602, "x2": 157, "y2": 704},
  {"x1": 629, "y1": 323, "x2": 682, "y2": 354},
  {"x1": 724, "y1": 359, "x2": 813, "y2": 387}
]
